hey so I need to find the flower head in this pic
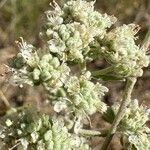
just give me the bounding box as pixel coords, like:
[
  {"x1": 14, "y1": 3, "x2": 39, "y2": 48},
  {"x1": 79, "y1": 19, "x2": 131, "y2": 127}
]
[
  {"x1": 0, "y1": 108, "x2": 89, "y2": 150},
  {"x1": 45, "y1": 0, "x2": 116, "y2": 62},
  {"x1": 9, "y1": 39, "x2": 70, "y2": 88},
  {"x1": 99, "y1": 24, "x2": 149, "y2": 77},
  {"x1": 53, "y1": 72, "x2": 108, "y2": 118}
]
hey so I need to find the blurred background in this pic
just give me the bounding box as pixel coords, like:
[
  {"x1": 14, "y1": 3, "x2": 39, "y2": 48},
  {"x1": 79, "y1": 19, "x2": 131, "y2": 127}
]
[{"x1": 0, "y1": 0, "x2": 150, "y2": 149}]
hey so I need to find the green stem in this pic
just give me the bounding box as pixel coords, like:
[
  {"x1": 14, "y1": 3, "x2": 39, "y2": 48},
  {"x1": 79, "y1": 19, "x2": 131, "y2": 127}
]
[
  {"x1": 92, "y1": 66, "x2": 114, "y2": 77},
  {"x1": 78, "y1": 129, "x2": 108, "y2": 137},
  {"x1": 79, "y1": 61, "x2": 86, "y2": 74},
  {"x1": 100, "y1": 77, "x2": 136, "y2": 150},
  {"x1": 78, "y1": 129, "x2": 101, "y2": 136},
  {"x1": 91, "y1": 66, "x2": 124, "y2": 81}
]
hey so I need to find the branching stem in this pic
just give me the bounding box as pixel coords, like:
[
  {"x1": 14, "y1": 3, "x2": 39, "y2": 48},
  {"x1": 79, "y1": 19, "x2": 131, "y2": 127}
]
[
  {"x1": 101, "y1": 26, "x2": 150, "y2": 150},
  {"x1": 100, "y1": 77, "x2": 136, "y2": 150}
]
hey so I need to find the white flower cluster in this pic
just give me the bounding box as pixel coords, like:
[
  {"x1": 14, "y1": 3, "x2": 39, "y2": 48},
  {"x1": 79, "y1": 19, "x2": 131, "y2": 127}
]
[
  {"x1": 0, "y1": 109, "x2": 89, "y2": 150},
  {"x1": 46, "y1": 0, "x2": 116, "y2": 62},
  {"x1": 5, "y1": 0, "x2": 150, "y2": 149},
  {"x1": 112, "y1": 99, "x2": 150, "y2": 150},
  {"x1": 99, "y1": 24, "x2": 149, "y2": 77},
  {"x1": 10, "y1": 40, "x2": 70, "y2": 89},
  {"x1": 53, "y1": 72, "x2": 108, "y2": 117}
]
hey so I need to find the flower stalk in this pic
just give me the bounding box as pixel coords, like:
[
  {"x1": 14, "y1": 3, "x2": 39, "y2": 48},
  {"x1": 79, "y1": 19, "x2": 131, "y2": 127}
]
[
  {"x1": 100, "y1": 77, "x2": 136, "y2": 150},
  {"x1": 101, "y1": 27, "x2": 150, "y2": 150}
]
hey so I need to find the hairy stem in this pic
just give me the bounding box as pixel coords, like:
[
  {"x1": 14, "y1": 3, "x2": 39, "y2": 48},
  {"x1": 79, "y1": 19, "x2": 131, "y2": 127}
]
[
  {"x1": 92, "y1": 66, "x2": 114, "y2": 77},
  {"x1": 78, "y1": 129, "x2": 101, "y2": 136},
  {"x1": 78, "y1": 129, "x2": 108, "y2": 137},
  {"x1": 92, "y1": 66, "x2": 125, "y2": 81},
  {"x1": 101, "y1": 77, "x2": 136, "y2": 150}
]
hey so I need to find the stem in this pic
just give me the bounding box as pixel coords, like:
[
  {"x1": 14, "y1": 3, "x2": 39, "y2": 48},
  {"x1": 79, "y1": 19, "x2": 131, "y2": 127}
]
[
  {"x1": 78, "y1": 129, "x2": 108, "y2": 137},
  {"x1": 0, "y1": 90, "x2": 11, "y2": 109},
  {"x1": 92, "y1": 66, "x2": 125, "y2": 81},
  {"x1": 141, "y1": 27, "x2": 150, "y2": 51},
  {"x1": 79, "y1": 61, "x2": 86, "y2": 74},
  {"x1": 92, "y1": 66, "x2": 114, "y2": 77},
  {"x1": 100, "y1": 26, "x2": 150, "y2": 150},
  {"x1": 78, "y1": 129, "x2": 101, "y2": 136},
  {"x1": 100, "y1": 77, "x2": 136, "y2": 150}
]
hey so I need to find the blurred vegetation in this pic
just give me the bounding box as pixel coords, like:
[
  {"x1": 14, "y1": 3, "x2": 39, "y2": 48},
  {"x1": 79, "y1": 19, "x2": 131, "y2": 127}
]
[
  {"x1": 0, "y1": 0, "x2": 149, "y2": 48},
  {"x1": 95, "y1": 0, "x2": 150, "y2": 43},
  {"x1": 0, "y1": 0, "x2": 50, "y2": 47}
]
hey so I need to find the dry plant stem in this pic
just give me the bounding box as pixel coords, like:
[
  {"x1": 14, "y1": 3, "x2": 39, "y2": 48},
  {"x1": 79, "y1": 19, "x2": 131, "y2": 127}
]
[
  {"x1": 141, "y1": 27, "x2": 150, "y2": 51},
  {"x1": 101, "y1": 77, "x2": 137, "y2": 150},
  {"x1": 0, "y1": 89, "x2": 11, "y2": 109},
  {"x1": 0, "y1": 0, "x2": 8, "y2": 8}
]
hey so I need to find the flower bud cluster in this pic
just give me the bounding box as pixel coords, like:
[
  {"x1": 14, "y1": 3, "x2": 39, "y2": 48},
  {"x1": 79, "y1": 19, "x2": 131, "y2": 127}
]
[
  {"x1": 99, "y1": 24, "x2": 149, "y2": 77},
  {"x1": 11, "y1": 38, "x2": 40, "y2": 69},
  {"x1": 0, "y1": 109, "x2": 89, "y2": 150},
  {"x1": 46, "y1": 0, "x2": 116, "y2": 62},
  {"x1": 10, "y1": 40, "x2": 70, "y2": 89},
  {"x1": 53, "y1": 72, "x2": 108, "y2": 117},
  {"x1": 9, "y1": 39, "x2": 108, "y2": 120},
  {"x1": 112, "y1": 99, "x2": 150, "y2": 149}
]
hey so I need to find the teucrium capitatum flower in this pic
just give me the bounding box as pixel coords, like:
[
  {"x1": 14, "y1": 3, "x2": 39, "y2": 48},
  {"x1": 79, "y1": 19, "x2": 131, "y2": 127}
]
[
  {"x1": 98, "y1": 24, "x2": 149, "y2": 77},
  {"x1": 45, "y1": 0, "x2": 116, "y2": 62},
  {"x1": 52, "y1": 72, "x2": 108, "y2": 118},
  {"x1": 9, "y1": 40, "x2": 70, "y2": 89},
  {"x1": 0, "y1": 108, "x2": 89, "y2": 150},
  {"x1": 5, "y1": 0, "x2": 150, "y2": 149}
]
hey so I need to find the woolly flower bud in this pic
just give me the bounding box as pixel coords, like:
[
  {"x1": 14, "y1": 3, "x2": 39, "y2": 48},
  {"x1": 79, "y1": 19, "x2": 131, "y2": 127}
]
[
  {"x1": 62, "y1": 0, "x2": 116, "y2": 28},
  {"x1": 47, "y1": 23, "x2": 91, "y2": 62},
  {"x1": 45, "y1": 0, "x2": 116, "y2": 62},
  {"x1": 52, "y1": 73, "x2": 108, "y2": 117},
  {"x1": 111, "y1": 99, "x2": 150, "y2": 149},
  {"x1": 0, "y1": 108, "x2": 89, "y2": 150},
  {"x1": 63, "y1": 0, "x2": 95, "y2": 23},
  {"x1": 39, "y1": 54, "x2": 70, "y2": 89},
  {"x1": 9, "y1": 40, "x2": 70, "y2": 88},
  {"x1": 100, "y1": 24, "x2": 149, "y2": 77}
]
